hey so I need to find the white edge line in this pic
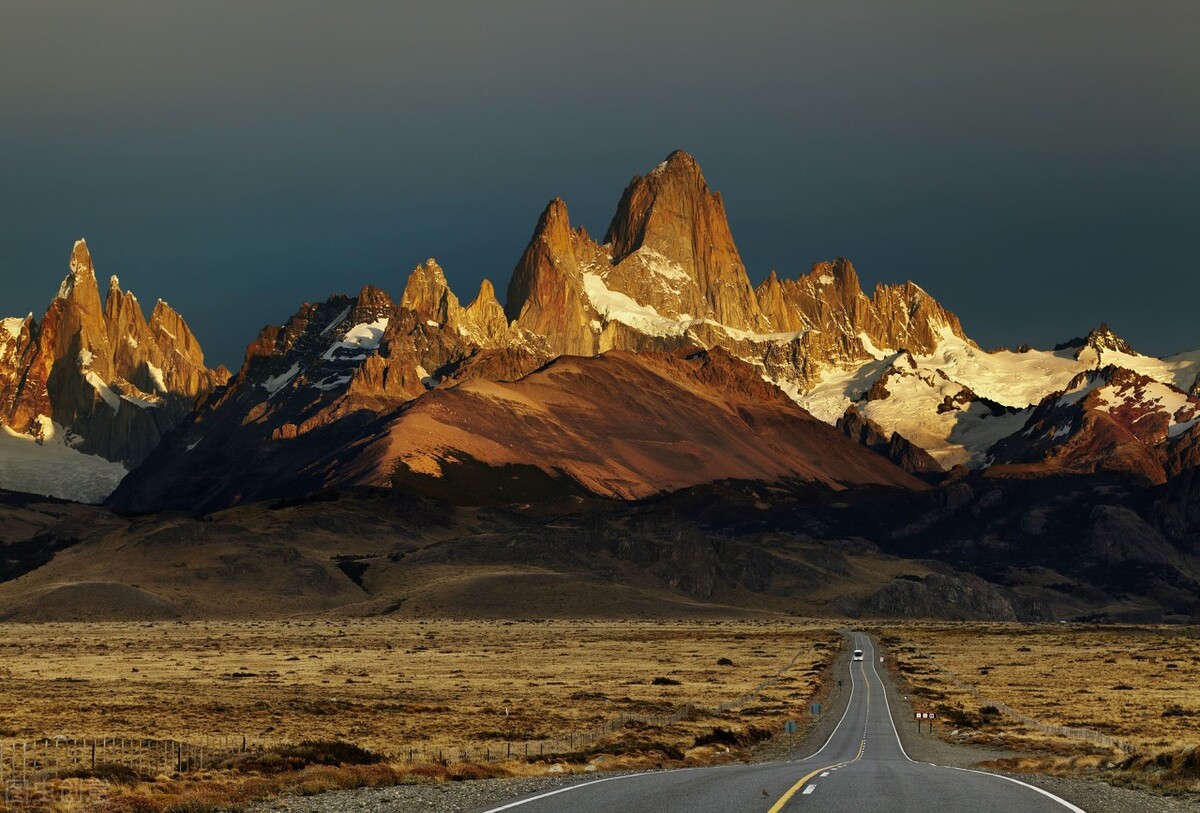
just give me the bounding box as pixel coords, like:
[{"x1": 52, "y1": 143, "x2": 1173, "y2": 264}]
[
  {"x1": 475, "y1": 769, "x2": 695, "y2": 813},
  {"x1": 796, "y1": 632, "x2": 859, "y2": 761},
  {"x1": 946, "y1": 766, "x2": 1090, "y2": 813},
  {"x1": 863, "y1": 633, "x2": 913, "y2": 762},
  {"x1": 864, "y1": 632, "x2": 1090, "y2": 813},
  {"x1": 481, "y1": 634, "x2": 863, "y2": 810}
]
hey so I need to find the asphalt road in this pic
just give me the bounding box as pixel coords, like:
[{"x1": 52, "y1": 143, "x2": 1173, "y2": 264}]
[{"x1": 472, "y1": 633, "x2": 1088, "y2": 813}]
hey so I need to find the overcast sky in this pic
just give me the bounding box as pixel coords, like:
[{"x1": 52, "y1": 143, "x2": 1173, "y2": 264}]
[{"x1": 1, "y1": 2, "x2": 1196, "y2": 368}]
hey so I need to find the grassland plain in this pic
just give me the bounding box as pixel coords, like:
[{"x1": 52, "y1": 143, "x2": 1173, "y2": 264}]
[
  {"x1": 877, "y1": 622, "x2": 1200, "y2": 793},
  {"x1": 0, "y1": 619, "x2": 839, "y2": 811}
]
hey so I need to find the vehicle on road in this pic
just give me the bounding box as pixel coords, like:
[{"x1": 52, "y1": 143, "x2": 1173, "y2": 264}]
[{"x1": 853, "y1": 649, "x2": 864, "y2": 661}]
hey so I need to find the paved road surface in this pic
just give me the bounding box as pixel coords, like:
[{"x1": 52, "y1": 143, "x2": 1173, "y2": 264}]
[{"x1": 472, "y1": 633, "x2": 1087, "y2": 812}]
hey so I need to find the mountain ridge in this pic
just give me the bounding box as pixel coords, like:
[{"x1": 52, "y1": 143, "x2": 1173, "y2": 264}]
[{"x1": 4, "y1": 152, "x2": 1198, "y2": 513}]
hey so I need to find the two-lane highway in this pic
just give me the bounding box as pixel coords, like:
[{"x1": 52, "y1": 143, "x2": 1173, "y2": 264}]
[{"x1": 474, "y1": 633, "x2": 1087, "y2": 812}]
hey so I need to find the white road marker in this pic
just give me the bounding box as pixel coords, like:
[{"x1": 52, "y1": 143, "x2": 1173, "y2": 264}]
[
  {"x1": 475, "y1": 770, "x2": 697, "y2": 812},
  {"x1": 802, "y1": 785, "x2": 816, "y2": 795},
  {"x1": 820, "y1": 771, "x2": 830, "y2": 777}
]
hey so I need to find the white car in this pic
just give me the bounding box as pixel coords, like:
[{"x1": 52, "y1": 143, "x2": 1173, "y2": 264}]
[{"x1": 853, "y1": 649, "x2": 864, "y2": 661}]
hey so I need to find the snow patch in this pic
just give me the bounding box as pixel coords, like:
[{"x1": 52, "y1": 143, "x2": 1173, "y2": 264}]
[
  {"x1": 416, "y1": 365, "x2": 438, "y2": 389},
  {"x1": 857, "y1": 333, "x2": 888, "y2": 360},
  {"x1": 263, "y1": 363, "x2": 301, "y2": 395},
  {"x1": 146, "y1": 362, "x2": 167, "y2": 393},
  {"x1": 78, "y1": 348, "x2": 95, "y2": 368},
  {"x1": 311, "y1": 374, "x2": 352, "y2": 392},
  {"x1": 321, "y1": 318, "x2": 389, "y2": 361},
  {"x1": 636, "y1": 247, "x2": 691, "y2": 283},
  {"x1": 582, "y1": 273, "x2": 688, "y2": 338},
  {"x1": 321, "y1": 305, "x2": 353, "y2": 335},
  {"x1": 0, "y1": 421, "x2": 127, "y2": 503},
  {"x1": 85, "y1": 372, "x2": 121, "y2": 411},
  {"x1": 710, "y1": 320, "x2": 804, "y2": 343},
  {"x1": 120, "y1": 393, "x2": 158, "y2": 409}
]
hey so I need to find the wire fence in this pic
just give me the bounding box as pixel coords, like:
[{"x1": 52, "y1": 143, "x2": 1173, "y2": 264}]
[
  {"x1": 1, "y1": 644, "x2": 828, "y2": 807},
  {"x1": 926, "y1": 657, "x2": 1136, "y2": 755},
  {"x1": 1, "y1": 735, "x2": 252, "y2": 810}
]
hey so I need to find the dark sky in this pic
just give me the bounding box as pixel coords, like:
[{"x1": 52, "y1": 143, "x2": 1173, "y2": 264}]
[{"x1": 1, "y1": 2, "x2": 1196, "y2": 369}]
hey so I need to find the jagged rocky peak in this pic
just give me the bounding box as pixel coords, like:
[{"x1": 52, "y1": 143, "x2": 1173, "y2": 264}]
[
  {"x1": 150, "y1": 299, "x2": 205, "y2": 366},
  {"x1": 869, "y1": 279, "x2": 975, "y2": 355},
  {"x1": 1080, "y1": 323, "x2": 1135, "y2": 360},
  {"x1": 401, "y1": 258, "x2": 461, "y2": 325},
  {"x1": 755, "y1": 270, "x2": 801, "y2": 332},
  {"x1": 506, "y1": 196, "x2": 600, "y2": 356},
  {"x1": 604, "y1": 150, "x2": 765, "y2": 331},
  {"x1": 754, "y1": 256, "x2": 973, "y2": 359},
  {"x1": 1055, "y1": 323, "x2": 1135, "y2": 363},
  {"x1": 461, "y1": 278, "x2": 512, "y2": 347},
  {"x1": 0, "y1": 239, "x2": 226, "y2": 476},
  {"x1": 58, "y1": 239, "x2": 99, "y2": 299},
  {"x1": 793, "y1": 259, "x2": 876, "y2": 329}
]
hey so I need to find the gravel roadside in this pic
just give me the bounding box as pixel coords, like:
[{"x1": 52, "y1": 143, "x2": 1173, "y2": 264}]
[{"x1": 249, "y1": 634, "x2": 1199, "y2": 813}]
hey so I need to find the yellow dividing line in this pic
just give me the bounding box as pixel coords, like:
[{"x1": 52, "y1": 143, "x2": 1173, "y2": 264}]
[
  {"x1": 765, "y1": 761, "x2": 847, "y2": 813},
  {"x1": 767, "y1": 659, "x2": 870, "y2": 812}
]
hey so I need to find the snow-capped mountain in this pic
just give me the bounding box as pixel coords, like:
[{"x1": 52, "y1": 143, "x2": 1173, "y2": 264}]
[
  {"x1": 987, "y1": 364, "x2": 1200, "y2": 484},
  {"x1": 0, "y1": 240, "x2": 228, "y2": 501},
  {"x1": 805, "y1": 324, "x2": 1200, "y2": 470},
  {"x1": 17, "y1": 152, "x2": 1200, "y2": 510}
]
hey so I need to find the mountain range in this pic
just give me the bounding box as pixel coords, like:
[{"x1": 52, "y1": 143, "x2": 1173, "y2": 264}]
[{"x1": 2, "y1": 150, "x2": 1199, "y2": 622}]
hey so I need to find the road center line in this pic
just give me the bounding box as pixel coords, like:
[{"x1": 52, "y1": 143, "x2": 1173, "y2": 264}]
[{"x1": 766, "y1": 762, "x2": 842, "y2": 813}]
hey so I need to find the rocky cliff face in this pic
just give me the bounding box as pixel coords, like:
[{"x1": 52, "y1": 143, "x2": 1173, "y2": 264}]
[
  {"x1": 503, "y1": 151, "x2": 974, "y2": 397},
  {"x1": 604, "y1": 150, "x2": 766, "y2": 331},
  {"x1": 113, "y1": 344, "x2": 929, "y2": 513},
  {"x1": 506, "y1": 197, "x2": 608, "y2": 357},
  {"x1": 987, "y1": 365, "x2": 1200, "y2": 485},
  {"x1": 67, "y1": 151, "x2": 1200, "y2": 510},
  {"x1": 110, "y1": 262, "x2": 550, "y2": 513},
  {"x1": 0, "y1": 240, "x2": 227, "y2": 470},
  {"x1": 836, "y1": 407, "x2": 943, "y2": 479}
]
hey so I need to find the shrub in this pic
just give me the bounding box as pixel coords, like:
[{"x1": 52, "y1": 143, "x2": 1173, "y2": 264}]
[
  {"x1": 693, "y1": 726, "x2": 773, "y2": 748},
  {"x1": 97, "y1": 795, "x2": 165, "y2": 813},
  {"x1": 61, "y1": 762, "x2": 145, "y2": 785},
  {"x1": 651, "y1": 677, "x2": 681, "y2": 686},
  {"x1": 229, "y1": 740, "x2": 384, "y2": 773},
  {"x1": 164, "y1": 798, "x2": 229, "y2": 813}
]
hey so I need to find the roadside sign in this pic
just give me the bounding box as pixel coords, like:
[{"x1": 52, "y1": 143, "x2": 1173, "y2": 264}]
[
  {"x1": 784, "y1": 720, "x2": 798, "y2": 734},
  {"x1": 810, "y1": 703, "x2": 822, "y2": 716},
  {"x1": 914, "y1": 711, "x2": 937, "y2": 732}
]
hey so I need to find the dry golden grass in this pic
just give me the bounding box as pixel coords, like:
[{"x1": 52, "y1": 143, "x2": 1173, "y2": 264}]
[
  {"x1": 0, "y1": 619, "x2": 839, "y2": 810},
  {"x1": 876, "y1": 622, "x2": 1200, "y2": 792}
]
